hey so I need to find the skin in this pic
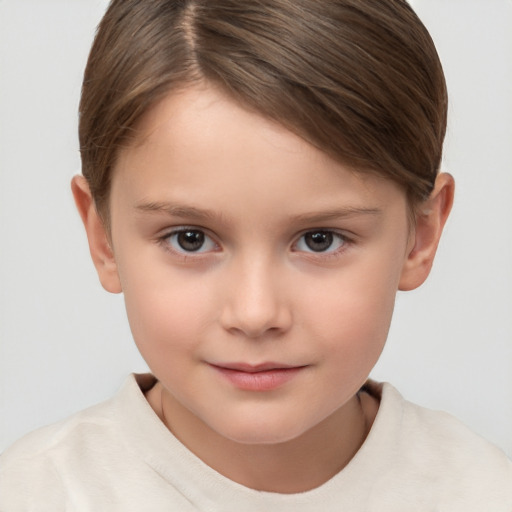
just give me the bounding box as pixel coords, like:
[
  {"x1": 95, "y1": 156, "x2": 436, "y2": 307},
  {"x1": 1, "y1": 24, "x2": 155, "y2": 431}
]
[{"x1": 73, "y1": 83, "x2": 454, "y2": 493}]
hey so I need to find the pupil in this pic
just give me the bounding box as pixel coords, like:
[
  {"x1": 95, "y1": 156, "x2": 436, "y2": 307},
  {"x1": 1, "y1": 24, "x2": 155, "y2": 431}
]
[
  {"x1": 305, "y1": 231, "x2": 333, "y2": 252},
  {"x1": 177, "y1": 230, "x2": 204, "y2": 251}
]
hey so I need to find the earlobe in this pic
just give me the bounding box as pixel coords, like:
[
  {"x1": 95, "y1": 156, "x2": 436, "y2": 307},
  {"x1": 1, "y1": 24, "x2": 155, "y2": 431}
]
[
  {"x1": 71, "y1": 175, "x2": 122, "y2": 294},
  {"x1": 399, "y1": 173, "x2": 455, "y2": 291}
]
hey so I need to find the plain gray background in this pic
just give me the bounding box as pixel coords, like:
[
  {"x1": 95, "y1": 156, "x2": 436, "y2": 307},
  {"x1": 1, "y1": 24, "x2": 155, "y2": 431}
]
[{"x1": 1, "y1": 0, "x2": 511, "y2": 457}]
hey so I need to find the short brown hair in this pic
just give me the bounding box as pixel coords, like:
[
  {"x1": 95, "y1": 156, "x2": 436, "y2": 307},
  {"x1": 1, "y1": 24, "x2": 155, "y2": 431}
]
[{"x1": 79, "y1": 0, "x2": 447, "y2": 220}]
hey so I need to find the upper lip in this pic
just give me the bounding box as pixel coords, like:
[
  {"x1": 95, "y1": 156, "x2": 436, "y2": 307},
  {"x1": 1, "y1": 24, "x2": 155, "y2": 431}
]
[{"x1": 210, "y1": 362, "x2": 303, "y2": 373}]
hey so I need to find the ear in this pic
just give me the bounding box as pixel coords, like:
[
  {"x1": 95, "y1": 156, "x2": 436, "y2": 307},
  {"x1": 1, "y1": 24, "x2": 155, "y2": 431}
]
[
  {"x1": 399, "y1": 172, "x2": 455, "y2": 291},
  {"x1": 71, "y1": 175, "x2": 122, "y2": 294}
]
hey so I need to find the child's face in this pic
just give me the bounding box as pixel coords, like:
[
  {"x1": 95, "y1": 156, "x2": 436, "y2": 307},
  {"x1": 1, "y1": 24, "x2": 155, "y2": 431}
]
[{"x1": 107, "y1": 84, "x2": 413, "y2": 444}]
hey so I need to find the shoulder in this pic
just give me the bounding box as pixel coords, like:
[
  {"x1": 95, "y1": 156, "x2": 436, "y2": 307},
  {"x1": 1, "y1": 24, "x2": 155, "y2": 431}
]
[
  {"x1": 1, "y1": 395, "x2": 119, "y2": 462},
  {"x1": 366, "y1": 381, "x2": 512, "y2": 508},
  {"x1": 0, "y1": 396, "x2": 116, "y2": 507},
  {"x1": 393, "y1": 384, "x2": 511, "y2": 471},
  {"x1": 0, "y1": 374, "x2": 156, "y2": 510}
]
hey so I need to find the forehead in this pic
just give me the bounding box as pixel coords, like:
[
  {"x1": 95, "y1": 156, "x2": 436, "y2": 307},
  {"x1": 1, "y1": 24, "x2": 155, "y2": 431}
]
[
  {"x1": 129, "y1": 83, "x2": 325, "y2": 170},
  {"x1": 111, "y1": 84, "x2": 407, "y2": 219}
]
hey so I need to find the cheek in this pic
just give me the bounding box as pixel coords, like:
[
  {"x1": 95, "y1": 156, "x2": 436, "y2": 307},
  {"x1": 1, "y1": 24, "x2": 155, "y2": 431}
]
[
  {"x1": 119, "y1": 261, "x2": 213, "y2": 367},
  {"x1": 306, "y1": 260, "x2": 401, "y2": 367}
]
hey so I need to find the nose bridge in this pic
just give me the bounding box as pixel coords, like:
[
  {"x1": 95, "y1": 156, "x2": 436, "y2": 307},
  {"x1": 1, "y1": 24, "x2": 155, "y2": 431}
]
[{"x1": 220, "y1": 249, "x2": 291, "y2": 338}]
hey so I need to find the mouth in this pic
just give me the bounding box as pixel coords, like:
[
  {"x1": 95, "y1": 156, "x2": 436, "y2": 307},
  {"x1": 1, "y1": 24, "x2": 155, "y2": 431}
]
[{"x1": 209, "y1": 362, "x2": 307, "y2": 391}]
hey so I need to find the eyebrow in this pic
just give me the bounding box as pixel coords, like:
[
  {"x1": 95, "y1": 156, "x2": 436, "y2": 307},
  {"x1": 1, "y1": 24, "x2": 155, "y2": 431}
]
[
  {"x1": 293, "y1": 207, "x2": 382, "y2": 224},
  {"x1": 135, "y1": 201, "x2": 219, "y2": 222},
  {"x1": 134, "y1": 201, "x2": 382, "y2": 224}
]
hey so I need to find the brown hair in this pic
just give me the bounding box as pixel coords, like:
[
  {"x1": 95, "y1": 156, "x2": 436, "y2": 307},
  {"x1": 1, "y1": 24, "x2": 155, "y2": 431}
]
[{"x1": 79, "y1": 0, "x2": 447, "y2": 221}]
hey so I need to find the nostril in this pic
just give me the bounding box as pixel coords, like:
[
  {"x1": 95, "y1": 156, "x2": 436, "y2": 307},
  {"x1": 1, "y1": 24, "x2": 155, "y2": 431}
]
[{"x1": 220, "y1": 301, "x2": 292, "y2": 339}]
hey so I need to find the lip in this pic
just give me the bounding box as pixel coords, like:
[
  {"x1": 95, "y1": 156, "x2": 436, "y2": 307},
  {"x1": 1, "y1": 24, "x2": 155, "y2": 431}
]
[{"x1": 209, "y1": 362, "x2": 306, "y2": 391}]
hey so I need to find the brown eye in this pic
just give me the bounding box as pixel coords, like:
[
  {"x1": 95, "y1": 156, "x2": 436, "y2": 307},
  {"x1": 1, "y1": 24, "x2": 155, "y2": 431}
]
[
  {"x1": 304, "y1": 231, "x2": 334, "y2": 252},
  {"x1": 295, "y1": 230, "x2": 347, "y2": 254},
  {"x1": 178, "y1": 231, "x2": 205, "y2": 251},
  {"x1": 165, "y1": 229, "x2": 217, "y2": 253}
]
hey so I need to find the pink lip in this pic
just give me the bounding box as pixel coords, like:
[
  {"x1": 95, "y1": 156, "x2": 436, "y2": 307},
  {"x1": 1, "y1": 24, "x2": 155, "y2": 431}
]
[{"x1": 209, "y1": 362, "x2": 306, "y2": 391}]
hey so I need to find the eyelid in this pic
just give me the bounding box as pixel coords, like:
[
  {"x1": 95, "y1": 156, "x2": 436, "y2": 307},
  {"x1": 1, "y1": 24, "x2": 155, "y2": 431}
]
[
  {"x1": 158, "y1": 225, "x2": 221, "y2": 256},
  {"x1": 155, "y1": 225, "x2": 354, "y2": 261},
  {"x1": 291, "y1": 229, "x2": 353, "y2": 256}
]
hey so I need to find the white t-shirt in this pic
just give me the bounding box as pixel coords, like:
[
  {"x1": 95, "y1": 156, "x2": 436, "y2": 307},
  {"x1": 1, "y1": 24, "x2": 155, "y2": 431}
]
[{"x1": 1, "y1": 374, "x2": 511, "y2": 511}]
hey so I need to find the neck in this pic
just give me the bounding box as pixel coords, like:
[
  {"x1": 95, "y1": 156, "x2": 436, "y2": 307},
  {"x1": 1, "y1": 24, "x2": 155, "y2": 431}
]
[{"x1": 147, "y1": 383, "x2": 378, "y2": 493}]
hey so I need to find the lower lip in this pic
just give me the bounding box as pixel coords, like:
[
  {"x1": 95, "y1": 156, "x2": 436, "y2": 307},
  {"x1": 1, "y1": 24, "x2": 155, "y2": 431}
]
[{"x1": 211, "y1": 366, "x2": 304, "y2": 391}]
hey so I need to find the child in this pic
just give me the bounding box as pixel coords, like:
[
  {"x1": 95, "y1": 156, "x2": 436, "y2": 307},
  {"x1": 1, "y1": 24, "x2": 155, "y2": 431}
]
[{"x1": 1, "y1": 0, "x2": 511, "y2": 509}]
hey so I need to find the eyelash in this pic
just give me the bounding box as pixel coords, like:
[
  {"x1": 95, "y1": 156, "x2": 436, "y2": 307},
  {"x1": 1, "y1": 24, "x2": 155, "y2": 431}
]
[
  {"x1": 157, "y1": 227, "x2": 353, "y2": 260},
  {"x1": 158, "y1": 227, "x2": 219, "y2": 258},
  {"x1": 292, "y1": 230, "x2": 351, "y2": 258}
]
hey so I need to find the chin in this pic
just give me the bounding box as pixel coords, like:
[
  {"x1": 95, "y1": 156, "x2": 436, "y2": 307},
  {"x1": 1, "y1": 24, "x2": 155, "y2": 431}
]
[{"x1": 212, "y1": 414, "x2": 312, "y2": 446}]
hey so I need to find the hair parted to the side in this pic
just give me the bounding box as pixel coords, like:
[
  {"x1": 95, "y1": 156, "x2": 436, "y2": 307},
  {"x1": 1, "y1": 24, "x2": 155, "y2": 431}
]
[{"x1": 79, "y1": 0, "x2": 447, "y2": 222}]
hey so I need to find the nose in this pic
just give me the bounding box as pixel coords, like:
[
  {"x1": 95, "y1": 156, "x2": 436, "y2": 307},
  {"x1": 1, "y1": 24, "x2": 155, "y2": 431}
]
[{"x1": 219, "y1": 255, "x2": 292, "y2": 339}]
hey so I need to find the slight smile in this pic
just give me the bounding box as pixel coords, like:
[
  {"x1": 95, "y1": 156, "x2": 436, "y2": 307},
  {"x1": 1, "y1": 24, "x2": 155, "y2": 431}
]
[{"x1": 209, "y1": 362, "x2": 308, "y2": 392}]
